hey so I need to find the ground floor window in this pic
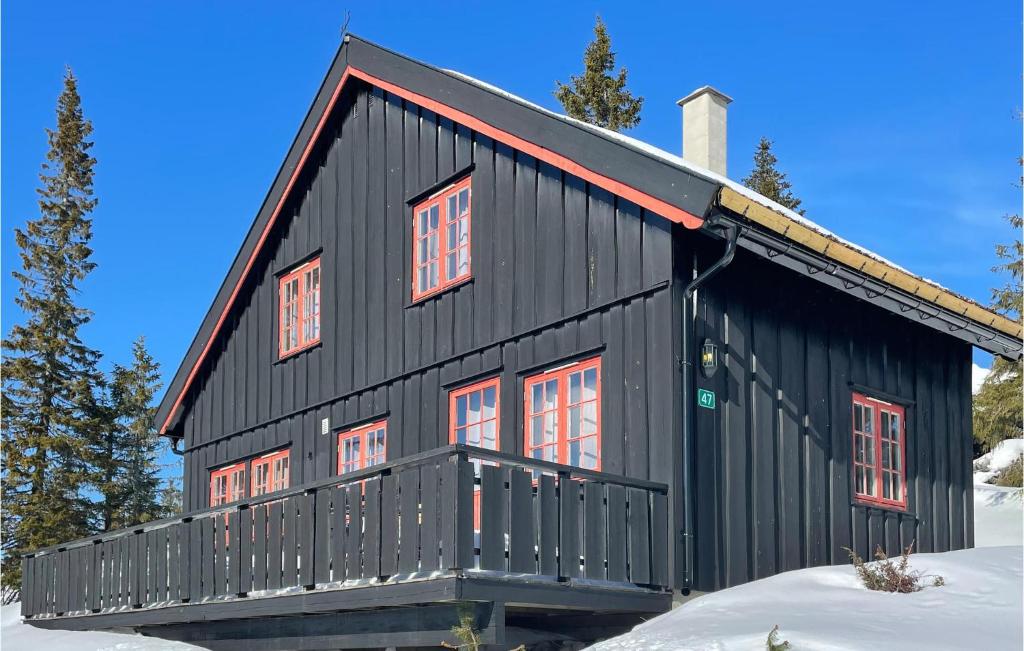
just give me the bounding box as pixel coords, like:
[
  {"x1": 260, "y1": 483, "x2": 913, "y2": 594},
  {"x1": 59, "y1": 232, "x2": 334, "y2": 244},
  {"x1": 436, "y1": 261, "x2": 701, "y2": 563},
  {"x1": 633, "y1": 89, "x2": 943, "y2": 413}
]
[
  {"x1": 524, "y1": 356, "x2": 601, "y2": 470},
  {"x1": 852, "y1": 392, "x2": 906, "y2": 508},
  {"x1": 337, "y1": 420, "x2": 387, "y2": 475},
  {"x1": 209, "y1": 448, "x2": 291, "y2": 508}
]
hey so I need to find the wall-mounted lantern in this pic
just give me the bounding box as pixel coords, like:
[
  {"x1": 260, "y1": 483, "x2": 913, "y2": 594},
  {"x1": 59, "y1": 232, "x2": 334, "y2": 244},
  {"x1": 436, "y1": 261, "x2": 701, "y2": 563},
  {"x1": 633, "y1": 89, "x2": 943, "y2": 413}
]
[{"x1": 700, "y1": 339, "x2": 718, "y2": 378}]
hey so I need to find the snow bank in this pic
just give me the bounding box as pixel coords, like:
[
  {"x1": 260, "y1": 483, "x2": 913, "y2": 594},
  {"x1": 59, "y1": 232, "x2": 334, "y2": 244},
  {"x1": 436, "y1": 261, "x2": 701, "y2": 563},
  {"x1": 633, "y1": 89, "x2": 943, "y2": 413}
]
[
  {"x1": 973, "y1": 438, "x2": 1024, "y2": 484},
  {"x1": 0, "y1": 603, "x2": 202, "y2": 650},
  {"x1": 590, "y1": 546, "x2": 1022, "y2": 651},
  {"x1": 974, "y1": 482, "x2": 1023, "y2": 547}
]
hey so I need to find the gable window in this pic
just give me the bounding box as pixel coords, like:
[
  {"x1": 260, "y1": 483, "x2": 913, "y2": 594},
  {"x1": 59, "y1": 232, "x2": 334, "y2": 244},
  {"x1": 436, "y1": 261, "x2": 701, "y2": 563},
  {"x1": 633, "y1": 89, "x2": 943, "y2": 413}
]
[
  {"x1": 524, "y1": 357, "x2": 601, "y2": 470},
  {"x1": 251, "y1": 448, "x2": 290, "y2": 497},
  {"x1": 412, "y1": 176, "x2": 471, "y2": 300},
  {"x1": 210, "y1": 462, "x2": 246, "y2": 507},
  {"x1": 449, "y1": 377, "x2": 500, "y2": 451},
  {"x1": 338, "y1": 420, "x2": 387, "y2": 475},
  {"x1": 852, "y1": 392, "x2": 906, "y2": 509},
  {"x1": 279, "y1": 256, "x2": 321, "y2": 358}
]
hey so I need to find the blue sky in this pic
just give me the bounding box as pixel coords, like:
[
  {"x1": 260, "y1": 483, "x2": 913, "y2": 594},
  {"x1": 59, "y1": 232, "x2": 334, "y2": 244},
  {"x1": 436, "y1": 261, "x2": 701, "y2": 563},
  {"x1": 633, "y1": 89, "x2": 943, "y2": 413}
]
[{"x1": 3, "y1": 2, "x2": 1020, "y2": 474}]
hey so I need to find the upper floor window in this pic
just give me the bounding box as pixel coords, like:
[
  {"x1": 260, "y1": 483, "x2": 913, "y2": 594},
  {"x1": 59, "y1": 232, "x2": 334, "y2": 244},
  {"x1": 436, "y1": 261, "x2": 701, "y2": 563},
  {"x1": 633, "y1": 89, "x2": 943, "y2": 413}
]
[
  {"x1": 251, "y1": 448, "x2": 290, "y2": 497},
  {"x1": 852, "y1": 392, "x2": 906, "y2": 509},
  {"x1": 412, "y1": 176, "x2": 471, "y2": 300},
  {"x1": 279, "y1": 256, "x2": 321, "y2": 358},
  {"x1": 338, "y1": 420, "x2": 387, "y2": 475},
  {"x1": 449, "y1": 377, "x2": 500, "y2": 451},
  {"x1": 210, "y1": 462, "x2": 246, "y2": 507},
  {"x1": 524, "y1": 357, "x2": 601, "y2": 470}
]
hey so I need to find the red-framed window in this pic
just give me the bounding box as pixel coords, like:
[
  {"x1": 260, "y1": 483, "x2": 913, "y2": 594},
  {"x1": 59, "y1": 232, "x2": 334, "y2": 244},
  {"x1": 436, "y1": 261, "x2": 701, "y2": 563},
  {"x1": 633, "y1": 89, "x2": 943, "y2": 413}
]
[
  {"x1": 412, "y1": 176, "x2": 471, "y2": 300},
  {"x1": 448, "y1": 377, "x2": 500, "y2": 451},
  {"x1": 250, "y1": 448, "x2": 290, "y2": 497},
  {"x1": 524, "y1": 357, "x2": 601, "y2": 470},
  {"x1": 337, "y1": 420, "x2": 388, "y2": 475},
  {"x1": 279, "y1": 256, "x2": 321, "y2": 358},
  {"x1": 852, "y1": 392, "x2": 907, "y2": 509},
  {"x1": 210, "y1": 462, "x2": 246, "y2": 507}
]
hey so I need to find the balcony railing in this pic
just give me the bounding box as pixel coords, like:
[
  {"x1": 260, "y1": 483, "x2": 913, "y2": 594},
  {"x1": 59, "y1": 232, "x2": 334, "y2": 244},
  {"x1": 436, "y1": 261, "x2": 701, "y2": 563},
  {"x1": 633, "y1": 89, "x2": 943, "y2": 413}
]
[{"x1": 20, "y1": 445, "x2": 670, "y2": 620}]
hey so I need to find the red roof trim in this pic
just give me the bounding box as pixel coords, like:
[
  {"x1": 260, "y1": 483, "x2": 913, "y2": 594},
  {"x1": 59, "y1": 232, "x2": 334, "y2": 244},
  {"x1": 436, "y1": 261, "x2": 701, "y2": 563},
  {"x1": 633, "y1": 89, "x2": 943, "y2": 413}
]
[{"x1": 160, "y1": 65, "x2": 703, "y2": 434}]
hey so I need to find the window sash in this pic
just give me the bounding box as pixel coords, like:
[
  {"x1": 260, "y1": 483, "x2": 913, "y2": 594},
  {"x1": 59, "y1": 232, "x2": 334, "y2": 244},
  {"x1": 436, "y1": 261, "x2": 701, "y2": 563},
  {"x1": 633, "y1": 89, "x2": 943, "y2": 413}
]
[
  {"x1": 852, "y1": 393, "x2": 906, "y2": 508},
  {"x1": 210, "y1": 463, "x2": 246, "y2": 507},
  {"x1": 337, "y1": 420, "x2": 388, "y2": 475},
  {"x1": 524, "y1": 358, "x2": 601, "y2": 470},
  {"x1": 279, "y1": 257, "x2": 321, "y2": 357},
  {"x1": 251, "y1": 449, "x2": 290, "y2": 497},
  {"x1": 413, "y1": 177, "x2": 471, "y2": 299}
]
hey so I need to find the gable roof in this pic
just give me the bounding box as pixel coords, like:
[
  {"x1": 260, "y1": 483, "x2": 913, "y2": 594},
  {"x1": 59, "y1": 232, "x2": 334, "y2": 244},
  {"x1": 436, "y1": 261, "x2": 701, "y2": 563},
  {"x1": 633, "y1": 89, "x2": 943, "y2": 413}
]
[{"x1": 156, "y1": 35, "x2": 1020, "y2": 437}]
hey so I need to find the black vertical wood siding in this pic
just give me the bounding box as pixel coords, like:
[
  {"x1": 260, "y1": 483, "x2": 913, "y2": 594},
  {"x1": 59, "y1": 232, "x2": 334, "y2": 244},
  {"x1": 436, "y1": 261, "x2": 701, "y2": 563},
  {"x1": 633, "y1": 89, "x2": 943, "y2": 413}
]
[
  {"x1": 691, "y1": 248, "x2": 974, "y2": 592},
  {"x1": 180, "y1": 81, "x2": 677, "y2": 513}
]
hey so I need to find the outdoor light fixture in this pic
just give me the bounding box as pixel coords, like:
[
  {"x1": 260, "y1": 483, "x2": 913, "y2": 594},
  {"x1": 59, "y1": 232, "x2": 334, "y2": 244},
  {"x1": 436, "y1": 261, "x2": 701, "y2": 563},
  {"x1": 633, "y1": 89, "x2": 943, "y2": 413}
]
[{"x1": 700, "y1": 339, "x2": 718, "y2": 378}]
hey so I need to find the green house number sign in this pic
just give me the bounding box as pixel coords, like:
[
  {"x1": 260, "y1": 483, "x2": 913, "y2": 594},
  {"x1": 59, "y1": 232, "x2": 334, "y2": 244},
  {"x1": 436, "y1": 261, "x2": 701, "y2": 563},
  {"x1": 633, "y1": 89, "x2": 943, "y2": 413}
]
[{"x1": 697, "y1": 388, "x2": 716, "y2": 410}]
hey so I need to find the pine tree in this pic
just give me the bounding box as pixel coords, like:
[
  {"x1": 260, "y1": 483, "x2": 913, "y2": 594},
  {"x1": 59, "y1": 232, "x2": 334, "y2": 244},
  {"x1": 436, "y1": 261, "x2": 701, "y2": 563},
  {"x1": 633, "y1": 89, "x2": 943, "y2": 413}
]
[
  {"x1": 104, "y1": 337, "x2": 165, "y2": 529},
  {"x1": 1, "y1": 68, "x2": 102, "y2": 598},
  {"x1": 555, "y1": 16, "x2": 643, "y2": 132},
  {"x1": 160, "y1": 477, "x2": 184, "y2": 517},
  {"x1": 973, "y1": 155, "x2": 1022, "y2": 453},
  {"x1": 742, "y1": 137, "x2": 805, "y2": 215}
]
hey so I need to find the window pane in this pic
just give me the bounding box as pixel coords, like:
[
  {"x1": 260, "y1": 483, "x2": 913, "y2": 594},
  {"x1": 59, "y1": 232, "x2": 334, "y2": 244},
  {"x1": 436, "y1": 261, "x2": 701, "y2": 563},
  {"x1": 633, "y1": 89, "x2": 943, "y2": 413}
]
[
  {"x1": 569, "y1": 439, "x2": 580, "y2": 467},
  {"x1": 854, "y1": 404, "x2": 862, "y2": 432},
  {"x1": 881, "y1": 441, "x2": 890, "y2": 470},
  {"x1": 429, "y1": 205, "x2": 439, "y2": 230},
  {"x1": 447, "y1": 195, "x2": 457, "y2": 222},
  {"x1": 429, "y1": 261, "x2": 439, "y2": 287},
  {"x1": 531, "y1": 383, "x2": 543, "y2": 412},
  {"x1": 544, "y1": 412, "x2": 557, "y2": 444},
  {"x1": 456, "y1": 395, "x2": 467, "y2": 426},
  {"x1": 446, "y1": 253, "x2": 457, "y2": 280},
  {"x1": 569, "y1": 372, "x2": 581, "y2": 404},
  {"x1": 865, "y1": 468, "x2": 875, "y2": 495},
  {"x1": 855, "y1": 435, "x2": 864, "y2": 462},
  {"x1": 892, "y1": 475, "x2": 902, "y2": 501},
  {"x1": 459, "y1": 188, "x2": 469, "y2": 216},
  {"x1": 855, "y1": 466, "x2": 864, "y2": 495},
  {"x1": 583, "y1": 402, "x2": 598, "y2": 435},
  {"x1": 865, "y1": 435, "x2": 875, "y2": 465},
  {"x1": 468, "y1": 390, "x2": 481, "y2": 424},
  {"x1": 457, "y1": 246, "x2": 469, "y2": 276},
  {"x1": 458, "y1": 217, "x2": 469, "y2": 244},
  {"x1": 531, "y1": 416, "x2": 544, "y2": 445},
  {"x1": 890, "y1": 413, "x2": 900, "y2": 439},
  {"x1": 864, "y1": 407, "x2": 874, "y2": 433},
  {"x1": 418, "y1": 210, "x2": 429, "y2": 235},
  {"x1": 569, "y1": 405, "x2": 581, "y2": 438},
  {"x1": 583, "y1": 368, "x2": 597, "y2": 401},
  {"x1": 455, "y1": 426, "x2": 466, "y2": 445},
  {"x1": 881, "y1": 412, "x2": 890, "y2": 441},
  {"x1": 417, "y1": 266, "x2": 427, "y2": 292},
  {"x1": 418, "y1": 239, "x2": 428, "y2": 264},
  {"x1": 466, "y1": 424, "x2": 481, "y2": 447},
  {"x1": 482, "y1": 420, "x2": 496, "y2": 450},
  {"x1": 582, "y1": 436, "x2": 598, "y2": 469},
  {"x1": 544, "y1": 379, "x2": 558, "y2": 411},
  {"x1": 482, "y1": 386, "x2": 496, "y2": 419}
]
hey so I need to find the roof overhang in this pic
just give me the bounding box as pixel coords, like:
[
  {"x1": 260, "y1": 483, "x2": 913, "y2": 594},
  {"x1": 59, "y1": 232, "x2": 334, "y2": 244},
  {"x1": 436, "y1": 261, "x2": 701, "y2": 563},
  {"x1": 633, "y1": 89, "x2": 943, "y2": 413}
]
[{"x1": 717, "y1": 186, "x2": 1022, "y2": 359}]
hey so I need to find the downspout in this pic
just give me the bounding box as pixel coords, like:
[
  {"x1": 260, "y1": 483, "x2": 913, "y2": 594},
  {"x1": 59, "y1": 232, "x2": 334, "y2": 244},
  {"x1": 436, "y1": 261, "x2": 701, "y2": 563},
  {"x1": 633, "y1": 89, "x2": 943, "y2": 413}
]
[
  {"x1": 169, "y1": 437, "x2": 185, "y2": 456},
  {"x1": 680, "y1": 218, "x2": 739, "y2": 593}
]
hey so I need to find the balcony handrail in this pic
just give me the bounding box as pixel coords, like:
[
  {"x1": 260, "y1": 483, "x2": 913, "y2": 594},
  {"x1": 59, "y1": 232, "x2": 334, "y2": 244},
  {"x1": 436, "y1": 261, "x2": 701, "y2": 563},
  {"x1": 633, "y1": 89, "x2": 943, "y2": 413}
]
[{"x1": 22, "y1": 444, "x2": 668, "y2": 558}]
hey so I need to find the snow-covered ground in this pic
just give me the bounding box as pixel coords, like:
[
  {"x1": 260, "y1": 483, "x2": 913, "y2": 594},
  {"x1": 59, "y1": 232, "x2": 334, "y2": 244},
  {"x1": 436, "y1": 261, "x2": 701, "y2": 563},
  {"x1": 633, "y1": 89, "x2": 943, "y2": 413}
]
[
  {"x1": 973, "y1": 438, "x2": 1024, "y2": 485},
  {"x1": 590, "y1": 546, "x2": 1022, "y2": 651}
]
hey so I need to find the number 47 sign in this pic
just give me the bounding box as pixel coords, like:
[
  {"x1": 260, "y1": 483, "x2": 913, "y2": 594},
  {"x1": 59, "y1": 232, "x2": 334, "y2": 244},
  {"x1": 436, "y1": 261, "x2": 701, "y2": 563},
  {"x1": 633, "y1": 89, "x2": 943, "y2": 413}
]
[{"x1": 697, "y1": 388, "x2": 716, "y2": 410}]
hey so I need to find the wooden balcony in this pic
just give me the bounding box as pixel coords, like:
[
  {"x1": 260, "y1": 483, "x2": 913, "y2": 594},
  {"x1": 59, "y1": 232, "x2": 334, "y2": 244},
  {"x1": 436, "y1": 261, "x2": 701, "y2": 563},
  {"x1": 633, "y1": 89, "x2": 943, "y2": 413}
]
[{"x1": 19, "y1": 445, "x2": 671, "y2": 648}]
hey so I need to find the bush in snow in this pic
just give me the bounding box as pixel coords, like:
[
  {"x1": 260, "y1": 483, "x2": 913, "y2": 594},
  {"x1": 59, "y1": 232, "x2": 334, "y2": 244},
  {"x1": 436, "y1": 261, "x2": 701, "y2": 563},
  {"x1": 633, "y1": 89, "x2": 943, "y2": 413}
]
[
  {"x1": 766, "y1": 625, "x2": 791, "y2": 650},
  {"x1": 845, "y1": 542, "x2": 942, "y2": 593},
  {"x1": 994, "y1": 456, "x2": 1023, "y2": 487}
]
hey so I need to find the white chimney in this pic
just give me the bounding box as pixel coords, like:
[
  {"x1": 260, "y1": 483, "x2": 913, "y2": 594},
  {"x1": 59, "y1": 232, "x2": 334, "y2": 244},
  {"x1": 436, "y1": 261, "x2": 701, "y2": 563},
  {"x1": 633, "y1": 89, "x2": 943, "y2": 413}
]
[{"x1": 677, "y1": 86, "x2": 732, "y2": 177}]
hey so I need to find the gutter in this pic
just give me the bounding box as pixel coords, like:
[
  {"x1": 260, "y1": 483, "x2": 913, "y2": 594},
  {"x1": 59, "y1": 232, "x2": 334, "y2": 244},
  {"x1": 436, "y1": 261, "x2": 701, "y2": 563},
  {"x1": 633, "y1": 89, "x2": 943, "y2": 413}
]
[{"x1": 680, "y1": 218, "x2": 739, "y2": 592}]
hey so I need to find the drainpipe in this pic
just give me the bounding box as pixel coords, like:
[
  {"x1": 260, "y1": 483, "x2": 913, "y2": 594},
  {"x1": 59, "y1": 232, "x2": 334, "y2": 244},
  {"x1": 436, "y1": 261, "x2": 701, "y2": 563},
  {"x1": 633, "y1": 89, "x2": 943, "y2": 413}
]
[
  {"x1": 169, "y1": 437, "x2": 185, "y2": 456},
  {"x1": 680, "y1": 218, "x2": 739, "y2": 593}
]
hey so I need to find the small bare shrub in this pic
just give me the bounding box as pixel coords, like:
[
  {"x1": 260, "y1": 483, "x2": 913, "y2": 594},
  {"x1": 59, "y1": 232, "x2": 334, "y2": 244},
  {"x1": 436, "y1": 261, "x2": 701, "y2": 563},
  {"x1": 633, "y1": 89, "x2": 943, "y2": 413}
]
[
  {"x1": 766, "y1": 625, "x2": 791, "y2": 650},
  {"x1": 844, "y1": 541, "x2": 943, "y2": 593}
]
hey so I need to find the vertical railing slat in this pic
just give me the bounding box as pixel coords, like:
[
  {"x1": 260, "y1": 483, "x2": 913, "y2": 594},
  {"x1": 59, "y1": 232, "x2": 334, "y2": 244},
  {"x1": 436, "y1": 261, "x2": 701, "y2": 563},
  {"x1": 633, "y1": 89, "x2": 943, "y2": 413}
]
[
  {"x1": 362, "y1": 479, "x2": 382, "y2": 579},
  {"x1": 253, "y1": 506, "x2": 268, "y2": 592},
  {"x1": 419, "y1": 463, "x2": 440, "y2": 572},
  {"x1": 559, "y1": 477, "x2": 581, "y2": 579},
  {"x1": 537, "y1": 475, "x2": 558, "y2": 576},
  {"x1": 479, "y1": 465, "x2": 506, "y2": 571},
  {"x1": 298, "y1": 493, "x2": 315, "y2": 587},
  {"x1": 627, "y1": 487, "x2": 651, "y2": 585},
  {"x1": 267, "y1": 501, "x2": 282, "y2": 590},
  {"x1": 583, "y1": 482, "x2": 608, "y2": 579},
  {"x1": 651, "y1": 491, "x2": 669, "y2": 587},
  {"x1": 313, "y1": 488, "x2": 332, "y2": 584},
  {"x1": 379, "y1": 474, "x2": 399, "y2": 576},
  {"x1": 606, "y1": 483, "x2": 627, "y2": 582},
  {"x1": 508, "y1": 469, "x2": 536, "y2": 574},
  {"x1": 282, "y1": 499, "x2": 298, "y2": 586},
  {"x1": 398, "y1": 468, "x2": 420, "y2": 573},
  {"x1": 238, "y1": 507, "x2": 252, "y2": 594},
  {"x1": 344, "y1": 484, "x2": 362, "y2": 580}
]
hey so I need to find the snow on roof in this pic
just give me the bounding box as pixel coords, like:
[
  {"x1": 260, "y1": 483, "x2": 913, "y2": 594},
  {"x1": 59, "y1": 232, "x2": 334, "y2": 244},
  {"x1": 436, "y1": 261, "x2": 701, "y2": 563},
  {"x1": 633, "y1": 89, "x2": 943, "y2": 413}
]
[{"x1": 444, "y1": 69, "x2": 958, "y2": 290}]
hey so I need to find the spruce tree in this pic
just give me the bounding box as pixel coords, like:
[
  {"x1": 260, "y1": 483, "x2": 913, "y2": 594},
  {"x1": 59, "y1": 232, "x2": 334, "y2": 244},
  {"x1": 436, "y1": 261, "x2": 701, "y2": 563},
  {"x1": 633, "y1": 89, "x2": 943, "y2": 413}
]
[
  {"x1": 555, "y1": 16, "x2": 643, "y2": 132},
  {"x1": 2, "y1": 68, "x2": 102, "y2": 597},
  {"x1": 105, "y1": 337, "x2": 165, "y2": 529},
  {"x1": 972, "y1": 157, "x2": 1022, "y2": 453},
  {"x1": 742, "y1": 137, "x2": 805, "y2": 215}
]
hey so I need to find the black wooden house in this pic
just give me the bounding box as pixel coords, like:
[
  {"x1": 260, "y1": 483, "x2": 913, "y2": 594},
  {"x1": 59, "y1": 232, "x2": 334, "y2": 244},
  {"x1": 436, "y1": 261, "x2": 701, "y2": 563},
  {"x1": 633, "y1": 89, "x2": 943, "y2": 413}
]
[{"x1": 20, "y1": 36, "x2": 1022, "y2": 649}]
